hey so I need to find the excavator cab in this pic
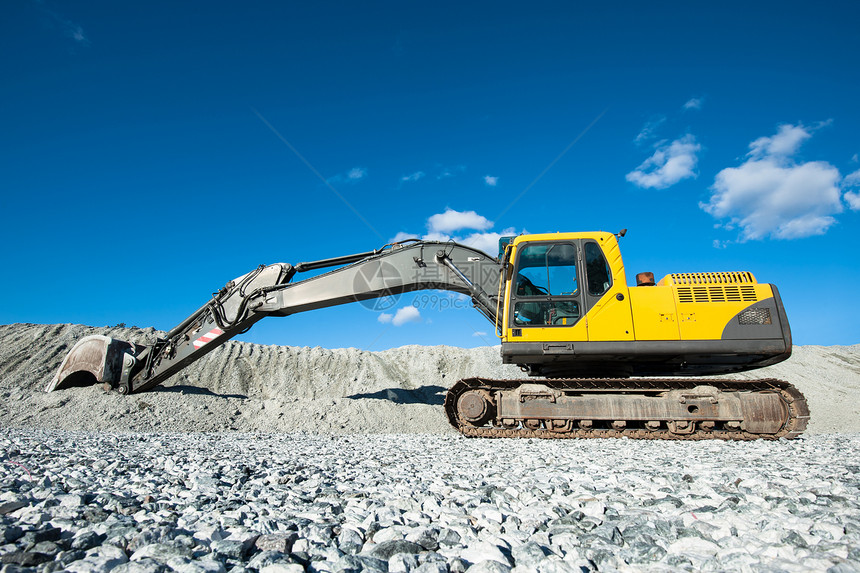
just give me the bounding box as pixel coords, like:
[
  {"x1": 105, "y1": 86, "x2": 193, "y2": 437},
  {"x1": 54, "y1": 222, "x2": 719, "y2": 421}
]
[
  {"x1": 499, "y1": 232, "x2": 792, "y2": 378},
  {"x1": 511, "y1": 242, "x2": 579, "y2": 326},
  {"x1": 501, "y1": 232, "x2": 628, "y2": 343}
]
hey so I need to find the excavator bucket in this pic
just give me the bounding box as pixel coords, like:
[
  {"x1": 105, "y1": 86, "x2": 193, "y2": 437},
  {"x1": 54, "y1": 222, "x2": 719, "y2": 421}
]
[{"x1": 47, "y1": 335, "x2": 136, "y2": 392}]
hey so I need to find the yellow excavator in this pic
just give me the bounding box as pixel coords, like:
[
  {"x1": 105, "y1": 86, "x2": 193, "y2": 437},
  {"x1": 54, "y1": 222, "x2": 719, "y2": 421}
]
[{"x1": 49, "y1": 230, "x2": 808, "y2": 440}]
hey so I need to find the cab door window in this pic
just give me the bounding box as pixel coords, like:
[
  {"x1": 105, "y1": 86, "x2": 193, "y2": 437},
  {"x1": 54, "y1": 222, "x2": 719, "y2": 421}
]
[
  {"x1": 547, "y1": 244, "x2": 578, "y2": 295},
  {"x1": 512, "y1": 243, "x2": 581, "y2": 326},
  {"x1": 584, "y1": 241, "x2": 612, "y2": 296}
]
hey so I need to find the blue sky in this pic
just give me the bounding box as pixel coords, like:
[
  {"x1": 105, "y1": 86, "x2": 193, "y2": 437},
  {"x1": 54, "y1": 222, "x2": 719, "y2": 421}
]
[{"x1": 2, "y1": 1, "x2": 858, "y2": 350}]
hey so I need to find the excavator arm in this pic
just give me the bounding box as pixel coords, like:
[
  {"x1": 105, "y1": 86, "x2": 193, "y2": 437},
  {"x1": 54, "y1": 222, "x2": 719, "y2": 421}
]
[{"x1": 48, "y1": 240, "x2": 503, "y2": 394}]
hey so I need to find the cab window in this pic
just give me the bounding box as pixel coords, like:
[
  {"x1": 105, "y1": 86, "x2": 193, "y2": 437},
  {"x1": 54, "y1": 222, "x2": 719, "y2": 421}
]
[
  {"x1": 547, "y1": 244, "x2": 578, "y2": 295},
  {"x1": 512, "y1": 243, "x2": 580, "y2": 326},
  {"x1": 584, "y1": 241, "x2": 612, "y2": 296}
]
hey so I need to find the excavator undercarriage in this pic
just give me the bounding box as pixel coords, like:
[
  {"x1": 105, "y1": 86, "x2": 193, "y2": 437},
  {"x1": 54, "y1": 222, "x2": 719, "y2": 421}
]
[
  {"x1": 445, "y1": 378, "x2": 808, "y2": 440},
  {"x1": 48, "y1": 231, "x2": 809, "y2": 440}
]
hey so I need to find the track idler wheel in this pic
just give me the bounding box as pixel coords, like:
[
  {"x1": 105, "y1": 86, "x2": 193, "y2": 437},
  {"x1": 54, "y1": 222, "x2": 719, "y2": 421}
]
[{"x1": 457, "y1": 390, "x2": 495, "y2": 426}]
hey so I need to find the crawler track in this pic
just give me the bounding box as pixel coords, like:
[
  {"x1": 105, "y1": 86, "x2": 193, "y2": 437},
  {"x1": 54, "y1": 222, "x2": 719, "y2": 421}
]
[{"x1": 444, "y1": 378, "x2": 809, "y2": 440}]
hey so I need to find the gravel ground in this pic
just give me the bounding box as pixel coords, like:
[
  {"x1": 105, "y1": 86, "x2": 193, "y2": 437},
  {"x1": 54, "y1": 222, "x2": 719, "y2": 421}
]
[
  {"x1": 2, "y1": 323, "x2": 860, "y2": 572},
  {"x1": 2, "y1": 430, "x2": 860, "y2": 573}
]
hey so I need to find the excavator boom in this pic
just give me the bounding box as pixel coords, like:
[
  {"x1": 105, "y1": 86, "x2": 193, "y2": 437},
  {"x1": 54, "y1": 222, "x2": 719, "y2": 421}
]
[{"x1": 49, "y1": 240, "x2": 502, "y2": 394}]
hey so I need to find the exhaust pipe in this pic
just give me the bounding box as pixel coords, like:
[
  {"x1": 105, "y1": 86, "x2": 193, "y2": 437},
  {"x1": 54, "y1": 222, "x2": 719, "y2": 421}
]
[{"x1": 47, "y1": 335, "x2": 139, "y2": 393}]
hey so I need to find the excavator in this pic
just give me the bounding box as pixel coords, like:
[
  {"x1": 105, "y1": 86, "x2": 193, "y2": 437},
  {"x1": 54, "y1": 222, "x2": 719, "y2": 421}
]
[{"x1": 48, "y1": 231, "x2": 808, "y2": 440}]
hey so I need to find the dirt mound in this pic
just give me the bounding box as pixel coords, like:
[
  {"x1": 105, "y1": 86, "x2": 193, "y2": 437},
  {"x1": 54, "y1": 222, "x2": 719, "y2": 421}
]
[{"x1": 0, "y1": 323, "x2": 857, "y2": 434}]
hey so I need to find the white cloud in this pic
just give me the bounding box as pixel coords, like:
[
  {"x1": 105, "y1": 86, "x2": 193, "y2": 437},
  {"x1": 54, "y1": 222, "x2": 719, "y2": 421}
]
[
  {"x1": 852, "y1": 153, "x2": 859, "y2": 163},
  {"x1": 327, "y1": 167, "x2": 367, "y2": 185},
  {"x1": 347, "y1": 167, "x2": 367, "y2": 180},
  {"x1": 702, "y1": 123, "x2": 843, "y2": 240},
  {"x1": 391, "y1": 210, "x2": 522, "y2": 257},
  {"x1": 483, "y1": 175, "x2": 498, "y2": 187},
  {"x1": 69, "y1": 25, "x2": 87, "y2": 43},
  {"x1": 634, "y1": 117, "x2": 666, "y2": 145},
  {"x1": 398, "y1": 227, "x2": 517, "y2": 256},
  {"x1": 379, "y1": 306, "x2": 421, "y2": 326},
  {"x1": 472, "y1": 331, "x2": 488, "y2": 337},
  {"x1": 34, "y1": 3, "x2": 89, "y2": 45},
  {"x1": 459, "y1": 228, "x2": 517, "y2": 255},
  {"x1": 393, "y1": 306, "x2": 422, "y2": 326},
  {"x1": 683, "y1": 97, "x2": 703, "y2": 111},
  {"x1": 399, "y1": 165, "x2": 464, "y2": 182},
  {"x1": 389, "y1": 231, "x2": 419, "y2": 243},
  {"x1": 427, "y1": 208, "x2": 493, "y2": 233},
  {"x1": 844, "y1": 169, "x2": 860, "y2": 211},
  {"x1": 421, "y1": 231, "x2": 453, "y2": 243},
  {"x1": 843, "y1": 169, "x2": 860, "y2": 188},
  {"x1": 626, "y1": 135, "x2": 701, "y2": 189},
  {"x1": 748, "y1": 124, "x2": 811, "y2": 159},
  {"x1": 437, "y1": 165, "x2": 466, "y2": 179}
]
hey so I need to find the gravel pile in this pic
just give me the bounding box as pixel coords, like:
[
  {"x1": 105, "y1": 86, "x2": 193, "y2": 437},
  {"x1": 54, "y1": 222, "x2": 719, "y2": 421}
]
[
  {"x1": 2, "y1": 430, "x2": 860, "y2": 573},
  {"x1": 0, "y1": 324, "x2": 524, "y2": 435},
  {"x1": 1, "y1": 323, "x2": 859, "y2": 435}
]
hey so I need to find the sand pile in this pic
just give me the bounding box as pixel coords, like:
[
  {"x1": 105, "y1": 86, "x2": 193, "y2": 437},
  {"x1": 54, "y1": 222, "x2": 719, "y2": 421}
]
[{"x1": 1, "y1": 323, "x2": 858, "y2": 434}]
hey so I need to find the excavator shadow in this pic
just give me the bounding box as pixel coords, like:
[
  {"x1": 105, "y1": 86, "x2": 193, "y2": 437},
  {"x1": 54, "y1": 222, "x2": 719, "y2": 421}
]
[
  {"x1": 153, "y1": 385, "x2": 249, "y2": 400},
  {"x1": 346, "y1": 385, "x2": 446, "y2": 406}
]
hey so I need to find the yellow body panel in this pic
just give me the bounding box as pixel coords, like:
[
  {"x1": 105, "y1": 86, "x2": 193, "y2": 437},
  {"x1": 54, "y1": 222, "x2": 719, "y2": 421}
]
[
  {"x1": 673, "y1": 282, "x2": 775, "y2": 340},
  {"x1": 585, "y1": 293, "x2": 634, "y2": 341},
  {"x1": 627, "y1": 280, "x2": 774, "y2": 341},
  {"x1": 628, "y1": 286, "x2": 680, "y2": 340}
]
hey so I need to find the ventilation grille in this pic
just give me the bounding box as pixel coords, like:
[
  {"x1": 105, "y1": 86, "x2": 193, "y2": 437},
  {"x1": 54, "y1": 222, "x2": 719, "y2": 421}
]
[
  {"x1": 669, "y1": 272, "x2": 756, "y2": 285},
  {"x1": 677, "y1": 285, "x2": 758, "y2": 304},
  {"x1": 738, "y1": 307, "x2": 772, "y2": 325}
]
